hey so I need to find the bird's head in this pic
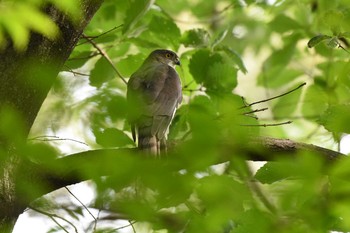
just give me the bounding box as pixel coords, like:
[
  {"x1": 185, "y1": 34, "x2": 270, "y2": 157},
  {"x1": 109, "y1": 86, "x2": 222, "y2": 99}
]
[{"x1": 148, "y1": 49, "x2": 180, "y2": 67}]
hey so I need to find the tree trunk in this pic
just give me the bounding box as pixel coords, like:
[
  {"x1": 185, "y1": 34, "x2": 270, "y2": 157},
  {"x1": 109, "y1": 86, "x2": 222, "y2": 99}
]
[{"x1": 0, "y1": 1, "x2": 103, "y2": 232}]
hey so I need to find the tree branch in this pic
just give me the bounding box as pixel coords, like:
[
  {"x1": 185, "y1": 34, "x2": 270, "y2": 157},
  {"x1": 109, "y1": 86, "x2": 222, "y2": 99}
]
[
  {"x1": 0, "y1": 1, "x2": 104, "y2": 232},
  {"x1": 16, "y1": 137, "x2": 344, "y2": 206}
]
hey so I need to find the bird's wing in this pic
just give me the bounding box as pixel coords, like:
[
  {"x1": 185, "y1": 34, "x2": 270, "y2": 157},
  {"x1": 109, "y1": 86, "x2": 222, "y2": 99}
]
[
  {"x1": 150, "y1": 66, "x2": 182, "y2": 139},
  {"x1": 127, "y1": 64, "x2": 182, "y2": 141}
]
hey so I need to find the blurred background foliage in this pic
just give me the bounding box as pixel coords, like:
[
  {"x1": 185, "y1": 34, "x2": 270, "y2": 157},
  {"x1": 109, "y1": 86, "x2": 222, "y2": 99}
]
[{"x1": 2, "y1": 0, "x2": 350, "y2": 232}]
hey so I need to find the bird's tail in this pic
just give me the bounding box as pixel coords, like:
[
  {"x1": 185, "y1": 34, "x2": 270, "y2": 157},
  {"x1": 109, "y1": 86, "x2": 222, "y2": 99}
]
[{"x1": 138, "y1": 135, "x2": 160, "y2": 156}]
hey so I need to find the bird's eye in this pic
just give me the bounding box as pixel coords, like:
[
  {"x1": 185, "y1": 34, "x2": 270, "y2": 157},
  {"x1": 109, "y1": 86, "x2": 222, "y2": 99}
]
[{"x1": 165, "y1": 53, "x2": 171, "y2": 58}]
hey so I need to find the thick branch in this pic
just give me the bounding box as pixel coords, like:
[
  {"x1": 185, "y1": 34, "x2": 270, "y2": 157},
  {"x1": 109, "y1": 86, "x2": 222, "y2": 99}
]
[
  {"x1": 17, "y1": 137, "x2": 345, "y2": 205},
  {"x1": 240, "y1": 137, "x2": 344, "y2": 162},
  {"x1": 0, "y1": 1, "x2": 104, "y2": 232}
]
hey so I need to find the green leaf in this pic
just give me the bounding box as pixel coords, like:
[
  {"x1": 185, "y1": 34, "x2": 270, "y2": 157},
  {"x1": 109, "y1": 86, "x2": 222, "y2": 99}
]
[
  {"x1": 269, "y1": 14, "x2": 301, "y2": 33},
  {"x1": 122, "y1": 0, "x2": 155, "y2": 34},
  {"x1": 64, "y1": 51, "x2": 92, "y2": 70},
  {"x1": 255, "y1": 162, "x2": 296, "y2": 184},
  {"x1": 95, "y1": 128, "x2": 133, "y2": 147},
  {"x1": 189, "y1": 49, "x2": 220, "y2": 83},
  {"x1": 1, "y1": 14, "x2": 29, "y2": 50},
  {"x1": 117, "y1": 53, "x2": 145, "y2": 78},
  {"x1": 327, "y1": 37, "x2": 339, "y2": 48},
  {"x1": 307, "y1": 35, "x2": 332, "y2": 48},
  {"x1": 24, "y1": 143, "x2": 58, "y2": 162},
  {"x1": 220, "y1": 46, "x2": 248, "y2": 74},
  {"x1": 90, "y1": 57, "x2": 115, "y2": 88},
  {"x1": 319, "y1": 104, "x2": 350, "y2": 134},
  {"x1": 271, "y1": 85, "x2": 302, "y2": 118},
  {"x1": 17, "y1": 4, "x2": 58, "y2": 39},
  {"x1": 301, "y1": 84, "x2": 328, "y2": 118},
  {"x1": 168, "y1": 105, "x2": 189, "y2": 140},
  {"x1": 150, "y1": 15, "x2": 181, "y2": 49},
  {"x1": 258, "y1": 40, "x2": 297, "y2": 87},
  {"x1": 139, "y1": 15, "x2": 181, "y2": 50},
  {"x1": 189, "y1": 49, "x2": 237, "y2": 93},
  {"x1": 48, "y1": 0, "x2": 81, "y2": 21},
  {"x1": 0, "y1": 2, "x2": 59, "y2": 50},
  {"x1": 207, "y1": 62, "x2": 238, "y2": 92},
  {"x1": 106, "y1": 95, "x2": 128, "y2": 121},
  {"x1": 211, "y1": 29, "x2": 228, "y2": 48},
  {"x1": 181, "y1": 28, "x2": 210, "y2": 48},
  {"x1": 234, "y1": 209, "x2": 273, "y2": 233},
  {"x1": 256, "y1": 153, "x2": 323, "y2": 184}
]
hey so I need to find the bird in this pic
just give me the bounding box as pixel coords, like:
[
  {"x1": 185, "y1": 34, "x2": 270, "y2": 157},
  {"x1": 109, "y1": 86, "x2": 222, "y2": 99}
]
[{"x1": 127, "y1": 49, "x2": 182, "y2": 156}]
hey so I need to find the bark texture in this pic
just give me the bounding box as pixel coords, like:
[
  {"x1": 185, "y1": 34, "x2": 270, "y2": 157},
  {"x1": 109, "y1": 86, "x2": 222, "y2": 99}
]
[{"x1": 0, "y1": 1, "x2": 103, "y2": 232}]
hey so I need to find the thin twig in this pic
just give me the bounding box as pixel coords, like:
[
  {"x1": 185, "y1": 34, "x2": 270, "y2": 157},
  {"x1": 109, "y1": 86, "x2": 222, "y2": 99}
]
[
  {"x1": 104, "y1": 221, "x2": 137, "y2": 233},
  {"x1": 129, "y1": 220, "x2": 137, "y2": 233},
  {"x1": 82, "y1": 34, "x2": 127, "y2": 84},
  {"x1": 243, "y1": 114, "x2": 259, "y2": 120},
  {"x1": 65, "y1": 187, "x2": 96, "y2": 221},
  {"x1": 338, "y1": 44, "x2": 350, "y2": 54},
  {"x1": 239, "y1": 82, "x2": 306, "y2": 109},
  {"x1": 240, "y1": 121, "x2": 292, "y2": 127},
  {"x1": 29, "y1": 205, "x2": 78, "y2": 233},
  {"x1": 93, "y1": 209, "x2": 101, "y2": 232},
  {"x1": 245, "y1": 164, "x2": 277, "y2": 214},
  {"x1": 242, "y1": 108, "x2": 268, "y2": 115},
  {"x1": 28, "y1": 135, "x2": 89, "y2": 147},
  {"x1": 64, "y1": 70, "x2": 90, "y2": 77},
  {"x1": 77, "y1": 25, "x2": 123, "y2": 46},
  {"x1": 68, "y1": 51, "x2": 100, "y2": 61}
]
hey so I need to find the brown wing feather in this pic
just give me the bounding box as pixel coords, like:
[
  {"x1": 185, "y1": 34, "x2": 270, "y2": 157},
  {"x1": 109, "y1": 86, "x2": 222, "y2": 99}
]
[{"x1": 127, "y1": 62, "x2": 182, "y2": 155}]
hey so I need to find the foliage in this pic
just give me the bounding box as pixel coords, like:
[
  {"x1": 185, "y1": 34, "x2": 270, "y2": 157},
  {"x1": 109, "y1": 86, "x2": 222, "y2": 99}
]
[
  {"x1": 0, "y1": 0, "x2": 80, "y2": 50},
  {"x1": 2, "y1": 0, "x2": 350, "y2": 232}
]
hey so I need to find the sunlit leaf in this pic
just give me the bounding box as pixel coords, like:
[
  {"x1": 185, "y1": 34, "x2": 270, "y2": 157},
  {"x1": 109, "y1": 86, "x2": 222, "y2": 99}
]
[
  {"x1": 258, "y1": 39, "x2": 297, "y2": 87},
  {"x1": 138, "y1": 14, "x2": 181, "y2": 50},
  {"x1": 122, "y1": 0, "x2": 155, "y2": 34},
  {"x1": 271, "y1": 85, "x2": 302, "y2": 118},
  {"x1": 269, "y1": 14, "x2": 301, "y2": 33},
  {"x1": 220, "y1": 46, "x2": 248, "y2": 74},
  {"x1": 301, "y1": 84, "x2": 328, "y2": 118},
  {"x1": 207, "y1": 62, "x2": 238, "y2": 92},
  {"x1": 319, "y1": 104, "x2": 350, "y2": 134},
  {"x1": 49, "y1": 0, "x2": 82, "y2": 21},
  {"x1": 211, "y1": 29, "x2": 228, "y2": 48},
  {"x1": 117, "y1": 53, "x2": 145, "y2": 78},
  {"x1": 181, "y1": 28, "x2": 210, "y2": 48}
]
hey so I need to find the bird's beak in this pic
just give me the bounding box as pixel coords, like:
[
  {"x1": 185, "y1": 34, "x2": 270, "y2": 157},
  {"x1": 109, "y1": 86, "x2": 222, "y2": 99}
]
[{"x1": 175, "y1": 58, "x2": 181, "y2": 66}]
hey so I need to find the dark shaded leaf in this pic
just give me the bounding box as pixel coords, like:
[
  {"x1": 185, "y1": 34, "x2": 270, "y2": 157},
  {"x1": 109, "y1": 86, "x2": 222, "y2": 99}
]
[
  {"x1": 307, "y1": 35, "x2": 332, "y2": 48},
  {"x1": 90, "y1": 57, "x2": 115, "y2": 88},
  {"x1": 94, "y1": 128, "x2": 133, "y2": 147},
  {"x1": 64, "y1": 51, "x2": 92, "y2": 70}
]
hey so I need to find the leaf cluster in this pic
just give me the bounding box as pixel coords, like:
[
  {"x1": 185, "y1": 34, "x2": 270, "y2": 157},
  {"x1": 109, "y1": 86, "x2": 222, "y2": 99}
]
[{"x1": 5, "y1": 0, "x2": 350, "y2": 232}]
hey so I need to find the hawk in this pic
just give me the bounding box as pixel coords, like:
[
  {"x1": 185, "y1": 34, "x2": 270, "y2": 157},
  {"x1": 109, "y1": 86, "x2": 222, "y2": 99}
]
[{"x1": 127, "y1": 49, "x2": 182, "y2": 156}]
